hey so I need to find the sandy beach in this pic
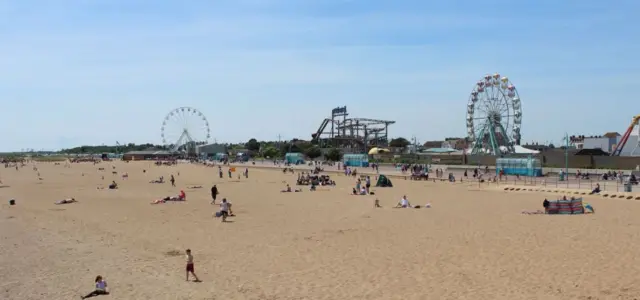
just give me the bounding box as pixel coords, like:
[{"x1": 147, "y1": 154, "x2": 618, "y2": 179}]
[{"x1": 2, "y1": 161, "x2": 640, "y2": 300}]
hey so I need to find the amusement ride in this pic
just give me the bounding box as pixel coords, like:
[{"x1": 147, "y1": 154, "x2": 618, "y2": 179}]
[
  {"x1": 160, "y1": 107, "x2": 211, "y2": 153},
  {"x1": 466, "y1": 73, "x2": 522, "y2": 155}
]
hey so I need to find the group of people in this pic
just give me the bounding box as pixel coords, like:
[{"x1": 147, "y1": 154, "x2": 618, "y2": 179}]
[{"x1": 352, "y1": 176, "x2": 372, "y2": 195}]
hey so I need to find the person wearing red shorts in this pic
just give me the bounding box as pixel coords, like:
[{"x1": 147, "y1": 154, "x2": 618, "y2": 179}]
[{"x1": 185, "y1": 249, "x2": 200, "y2": 282}]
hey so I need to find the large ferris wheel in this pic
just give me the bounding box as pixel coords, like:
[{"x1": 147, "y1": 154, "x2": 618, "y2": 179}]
[
  {"x1": 161, "y1": 107, "x2": 211, "y2": 153},
  {"x1": 466, "y1": 73, "x2": 522, "y2": 155}
]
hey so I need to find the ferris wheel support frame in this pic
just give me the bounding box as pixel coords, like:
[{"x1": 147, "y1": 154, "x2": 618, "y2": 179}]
[
  {"x1": 170, "y1": 129, "x2": 197, "y2": 153},
  {"x1": 470, "y1": 120, "x2": 513, "y2": 155}
]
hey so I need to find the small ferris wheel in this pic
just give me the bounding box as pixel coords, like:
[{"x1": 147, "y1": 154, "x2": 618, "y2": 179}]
[
  {"x1": 161, "y1": 107, "x2": 211, "y2": 153},
  {"x1": 466, "y1": 73, "x2": 522, "y2": 155}
]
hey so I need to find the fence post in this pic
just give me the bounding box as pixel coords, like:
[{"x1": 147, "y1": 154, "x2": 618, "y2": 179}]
[
  {"x1": 578, "y1": 179, "x2": 581, "y2": 190},
  {"x1": 590, "y1": 180, "x2": 593, "y2": 191}
]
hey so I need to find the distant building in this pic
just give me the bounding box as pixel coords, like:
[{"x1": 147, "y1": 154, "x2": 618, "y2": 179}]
[
  {"x1": 584, "y1": 136, "x2": 616, "y2": 153},
  {"x1": 423, "y1": 141, "x2": 444, "y2": 149},
  {"x1": 123, "y1": 150, "x2": 173, "y2": 161},
  {"x1": 569, "y1": 135, "x2": 585, "y2": 149},
  {"x1": 573, "y1": 131, "x2": 640, "y2": 156},
  {"x1": 196, "y1": 143, "x2": 228, "y2": 157}
]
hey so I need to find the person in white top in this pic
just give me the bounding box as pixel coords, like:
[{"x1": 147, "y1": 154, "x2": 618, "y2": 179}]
[
  {"x1": 220, "y1": 198, "x2": 231, "y2": 222},
  {"x1": 396, "y1": 195, "x2": 411, "y2": 208}
]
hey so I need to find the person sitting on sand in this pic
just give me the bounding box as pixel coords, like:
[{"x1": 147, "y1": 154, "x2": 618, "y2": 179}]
[
  {"x1": 590, "y1": 183, "x2": 601, "y2": 195},
  {"x1": 108, "y1": 181, "x2": 118, "y2": 189},
  {"x1": 395, "y1": 195, "x2": 412, "y2": 208},
  {"x1": 281, "y1": 184, "x2": 301, "y2": 192},
  {"x1": 55, "y1": 198, "x2": 77, "y2": 205},
  {"x1": 374, "y1": 198, "x2": 381, "y2": 208},
  {"x1": 543, "y1": 198, "x2": 550, "y2": 213},
  {"x1": 81, "y1": 275, "x2": 109, "y2": 299},
  {"x1": 360, "y1": 186, "x2": 367, "y2": 195}
]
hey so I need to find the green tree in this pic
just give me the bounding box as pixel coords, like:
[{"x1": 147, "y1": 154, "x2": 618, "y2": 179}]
[
  {"x1": 325, "y1": 148, "x2": 342, "y2": 161},
  {"x1": 262, "y1": 146, "x2": 280, "y2": 158},
  {"x1": 304, "y1": 146, "x2": 322, "y2": 159},
  {"x1": 246, "y1": 138, "x2": 261, "y2": 152},
  {"x1": 389, "y1": 137, "x2": 410, "y2": 148}
]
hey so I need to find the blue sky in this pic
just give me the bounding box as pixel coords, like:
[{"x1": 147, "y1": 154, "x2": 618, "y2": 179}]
[{"x1": 1, "y1": 0, "x2": 638, "y2": 151}]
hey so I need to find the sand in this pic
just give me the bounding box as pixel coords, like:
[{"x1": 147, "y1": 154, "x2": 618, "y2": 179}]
[{"x1": 1, "y1": 161, "x2": 640, "y2": 300}]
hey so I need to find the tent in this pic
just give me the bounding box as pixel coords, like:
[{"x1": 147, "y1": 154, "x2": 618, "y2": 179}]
[
  {"x1": 368, "y1": 147, "x2": 390, "y2": 155},
  {"x1": 376, "y1": 175, "x2": 393, "y2": 187}
]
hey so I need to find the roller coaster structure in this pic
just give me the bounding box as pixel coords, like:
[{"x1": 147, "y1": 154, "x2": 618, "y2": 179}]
[{"x1": 311, "y1": 106, "x2": 395, "y2": 152}]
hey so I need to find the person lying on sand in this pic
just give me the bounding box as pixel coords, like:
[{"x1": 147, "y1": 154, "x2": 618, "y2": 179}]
[
  {"x1": 55, "y1": 198, "x2": 77, "y2": 205},
  {"x1": 151, "y1": 191, "x2": 186, "y2": 204},
  {"x1": 80, "y1": 275, "x2": 109, "y2": 299},
  {"x1": 521, "y1": 210, "x2": 545, "y2": 215},
  {"x1": 187, "y1": 185, "x2": 202, "y2": 189},
  {"x1": 151, "y1": 196, "x2": 183, "y2": 204},
  {"x1": 150, "y1": 176, "x2": 164, "y2": 184}
]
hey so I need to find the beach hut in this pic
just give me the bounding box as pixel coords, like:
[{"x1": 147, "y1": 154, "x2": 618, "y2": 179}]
[
  {"x1": 343, "y1": 154, "x2": 369, "y2": 167},
  {"x1": 496, "y1": 156, "x2": 542, "y2": 177},
  {"x1": 285, "y1": 153, "x2": 304, "y2": 165},
  {"x1": 236, "y1": 152, "x2": 249, "y2": 162},
  {"x1": 215, "y1": 153, "x2": 228, "y2": 161}
]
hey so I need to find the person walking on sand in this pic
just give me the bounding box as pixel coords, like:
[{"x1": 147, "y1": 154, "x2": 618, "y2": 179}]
[
  {"x1": 80, "y1": 275, "x2": 109, "y2": 299},
  {"x1": 185, "y1": 249, "x2": 200, "y2": 282},
  {"x1": 219, "y1": 198, "x2": 231, "y2": 222},
  {"x1": 170, "y1": 174, "x2": 175, "y2": 187},
  {"x1": 210, "y1": 184, "x2": 219, "y2": 204}
]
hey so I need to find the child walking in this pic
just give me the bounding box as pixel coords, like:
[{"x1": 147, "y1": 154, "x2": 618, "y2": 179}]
[{"x1": 185, "y1": 249, "x2": 200, "y2": 282}]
